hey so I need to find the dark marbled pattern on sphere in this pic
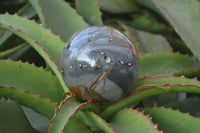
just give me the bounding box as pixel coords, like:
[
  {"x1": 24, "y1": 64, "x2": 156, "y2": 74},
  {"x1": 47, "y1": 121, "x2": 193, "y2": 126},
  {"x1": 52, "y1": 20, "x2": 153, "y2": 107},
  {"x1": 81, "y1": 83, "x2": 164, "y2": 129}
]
[{"x1": 60, "y1": 26, "x2": 139, "y2": 102}]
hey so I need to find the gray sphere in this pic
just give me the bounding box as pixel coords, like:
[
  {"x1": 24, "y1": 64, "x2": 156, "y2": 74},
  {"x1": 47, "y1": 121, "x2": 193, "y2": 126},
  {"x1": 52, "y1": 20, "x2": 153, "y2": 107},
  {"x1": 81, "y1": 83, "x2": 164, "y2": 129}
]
[{"x1": 60, "y1": 26, "x2": 139, "y2": 102}]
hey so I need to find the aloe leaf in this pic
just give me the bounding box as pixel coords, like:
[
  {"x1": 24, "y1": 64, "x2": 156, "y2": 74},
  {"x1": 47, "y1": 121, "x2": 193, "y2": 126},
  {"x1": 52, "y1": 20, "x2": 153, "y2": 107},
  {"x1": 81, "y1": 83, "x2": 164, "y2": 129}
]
[
  {"x1": 28, "y1": 0, "x2": 46, "y2": 26},
  {"x1": 167, "y1": 38, "x2": 192, "y2": 55},
  {"x1": 134, "y1": 75, "x2": 200, "y2": 88},
  {"x1": 101, "y1": 75, "x2": 200, "y2": 120},
  {"x1": 29, "y1": 0, "x2": 88, "y2": 42},
  {"x1": 10, "y1": 45, "x2": 31, "y2": 60},
  {"x1": 0, "y1": 4, "x2": 36, "y2": 49},
  {"x1": 100, "y1": 85, "x2": 168, "y2": 120},
  {"x1": 150, "y1": 0, "x2": 200, "y2": 61},
  {"x1": 0, "y1": 30, "x2": 12, "y2": 46},
  {"x1": 17, "y1": 3, "x2": 33, "y2": 17},
  {"x1": 21, "y1": 106, "x2": 50, "y2": 132},
  {"x1": 174, "y1": 68, "x2": 200, "y2": 79},
  {"x1": 129, "y1": 15, "x2": 170, "y2": 33},
  {"x1": 109, "y1": 108, "x2": 161, "y2": 133},
  {"x1": 49, "y1": 97, "x2": 81, "y2": 133},
  {"x1": 144, "y1": 107, "x2": 200, "y2": 133},
  {"x1": 75, "y1": 0, "x2": 103, "y2": 25},
  {"x1": 77, "y1": 111, "x2": 116, "y2": 133},
  {"x1": 0, "y1": 14, "x2": 68, "y2": 92},
  {"x1": 18, "y1": 4, "x2": 37, "y2": 19},
  {"x1": 134, "y1": 30, "x2": 172, "y2": 53},
  {"x1": 0, "y1": 60, "x2": 65, "y2": 102},
  {"x1": 0, "y1": 98, "x2": 37, "y2": 133},
  {"x1": 139, "y1": 52, "x2": 200, "y2": 78},
  {"x1": 104, "y1": 19, "x2": 123, "y2": 31},
  {"x1": 118, "y1": 22, "x2": 171, "y2": 53},
  {"x1": 135, "y1": 0, "x2": 160, "y2": 14},
  {"x1": 49, "y1": 97, "x2": 97, "y2": 133},
  {"x1": 0, "y1": 13, "x2": 64, "y2": 65},
  {"x1": 0, "y1": 43, "x2": 27, "y2": 58},
  {"x1": 97, "y1": 0, "x2": 139, "y2": 14},
  {"x1": 165, "y1": 97, "x2": 200, "y2": 117},
  {"x1": 145, "y1": 93, "x2": 179, "y2": 107},
  {"x1": 0, "y1": 86, "x2": 58, "y2": 119},
  {"x1": 62, "y1": 117, "x2": 93, "y2": 133}
]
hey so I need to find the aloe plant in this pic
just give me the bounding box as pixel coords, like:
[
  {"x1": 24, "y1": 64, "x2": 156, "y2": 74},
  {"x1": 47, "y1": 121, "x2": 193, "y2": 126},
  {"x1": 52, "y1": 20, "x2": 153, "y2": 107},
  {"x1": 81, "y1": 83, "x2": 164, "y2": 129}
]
[{"x1": 1, "y1": 0, "x2": 200, "y2": 132}]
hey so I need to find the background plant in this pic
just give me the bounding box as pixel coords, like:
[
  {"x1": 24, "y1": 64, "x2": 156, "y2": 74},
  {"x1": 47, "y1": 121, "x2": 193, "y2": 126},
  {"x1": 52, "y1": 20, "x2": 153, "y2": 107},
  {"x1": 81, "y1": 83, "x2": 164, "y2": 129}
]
[{"x1": 0, "y1": 0, "x2": 200, "y2": 132}]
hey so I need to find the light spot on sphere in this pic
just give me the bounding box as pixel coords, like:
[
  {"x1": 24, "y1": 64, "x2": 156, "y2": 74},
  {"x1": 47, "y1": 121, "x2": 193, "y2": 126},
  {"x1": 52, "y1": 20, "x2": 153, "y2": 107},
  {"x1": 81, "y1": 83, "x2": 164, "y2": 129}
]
[
  {"x1": 69, "y1": 65, "x2": 73, "y2": 69},
  {"x1": 97, "y1": 65, "x2": 102, "y2": 68},
  {"x1": 128, "y1": 62, "x2": 132, "y2": 66},
  {"x1": 100, "y1": 51, "x2": 105, "y2": 55},
  {"x1": 104, "y1": 56, "x2": 111, "y2": 63},
  {"x1": 79, "y1": 63, "x2": 82, "y2": 68},
  {"x1": 120, "y1": 60, "x2": 124, "y2": 64}
]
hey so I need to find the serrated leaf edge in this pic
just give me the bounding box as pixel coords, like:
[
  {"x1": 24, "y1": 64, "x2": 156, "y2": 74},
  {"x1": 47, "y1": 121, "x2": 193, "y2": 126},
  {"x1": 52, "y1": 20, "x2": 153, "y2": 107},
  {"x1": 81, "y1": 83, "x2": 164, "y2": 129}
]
[
  {"x1": 87, "y1": 111, "x2": 117, "y2": 133},
  {"x1": 172, "y1": 68, "x2": 200, "y2": 76},
  {"x1": 29, "y1": 0, "x2": 47, "y2": 27},
  {"x1": 137, "y1": 75, "x2": 200, "y2": 83},
  {"x1": 139, "y1": 51, "x2": 190, "y2": 57},
  {"x1": 134, "y1": 108, "x2": 163, "y2": 133},
  {"x1": 0, "y1": 86, "x2": 58, "y2": 105},
  {"x1": 61, "y1": 100, "x2": 94, "y2": 132},
  {"x1": 49, "y1": 96, "x2": 74, "y2": 126},
  {"x1": 101, "y1": 75, "x2": 200, "y2": 120},
  {"x1": 49, "y1": 96, "x2": 93, "y2": 132},
  {"x1": 0, "y1": 13, "x2": 69, "y2": 92}
]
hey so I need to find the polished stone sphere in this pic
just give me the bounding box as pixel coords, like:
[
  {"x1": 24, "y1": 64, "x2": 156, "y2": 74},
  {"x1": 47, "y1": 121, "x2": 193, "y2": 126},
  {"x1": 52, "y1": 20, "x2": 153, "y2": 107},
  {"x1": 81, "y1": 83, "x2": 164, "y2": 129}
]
[{"x1": 60, "y1": 26, "x2": 139, "y2": 102}]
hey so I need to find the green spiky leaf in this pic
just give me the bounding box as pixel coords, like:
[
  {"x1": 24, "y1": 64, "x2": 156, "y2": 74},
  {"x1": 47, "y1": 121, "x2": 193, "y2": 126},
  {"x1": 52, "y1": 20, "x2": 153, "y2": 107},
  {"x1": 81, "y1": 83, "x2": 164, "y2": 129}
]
[
  {"x1": 49, "y1": 97, "x2": 97, "y2": 133},
  {"x1": 117, "y1": 21, "x2": 171, "y2": 53},
  {"x1": 0, "y1": 4, "x2": 36, "y2": 48},
  {"x1": 97, "y1": 0, "x2": 139, "y2": 14},
  {"x1": 101, "y1": 75, "x2": 200, "y2": 120},
  {"x1": 109, "y1": 108, "x2": 161, "y2": 133},
  {"x1": 174, "y1": 68, "x2": 200, "y2": 79},
  {"x1": 150, "y1": 0, "x2": 200, "y2": 61},
  {"x1": 135, "y1": 0, "x2": 160, "y2": 14},
  {"x1": 18, "y1": 4, "x2": 37, "y2": 18},
  {"x1": 76, "y1": 0, "x2": 103, "y2": 25},
  {"x1": 129, "y1": 15, "x2": 169, "y2": 33},
  {"x1": 29, "y1": 0, "x2": 88, "y2": 42},
  {"x1": 62, "y1": 116, "x2": 93, "y2": 133},
  {"x1": 132, "y1": 30, "x2": 172, "y2": 53},
  {"x1": 0, "y1": 13, "x2": 68, "y2": 92},
  {"x1": 0, "y1": 43, "x2": 27, "y2": 58},
  {"x1": 134, "y1": 75, "x2": 200, "y2": 88},
  {"x1": 144, "y1": 107, "x2": 200, "y2": 133},
  {"x1": 0, "y1": 86, "x2": 58, "y2": 119},
  {"x1": 77, "y1": 111, "x2": 116, "y2": 133},
  {"x1": 0, "y1": 99, "x2": 36, "y2": 133},
  {"x1": 0, "y1": 60, "x2": 65, "y2": 102},
  {"x1": 139, "y1": 53, "x2": 200, "y2": 78},
  {"x1": 0, "y1": 13, "x2": 64, "y2": 65},
  {"x1": 165, "y1": 97, "x2": 200, "y2": 117},
  {"x1": 21, "y1": 106, "x2": 50, "y2": 132}
]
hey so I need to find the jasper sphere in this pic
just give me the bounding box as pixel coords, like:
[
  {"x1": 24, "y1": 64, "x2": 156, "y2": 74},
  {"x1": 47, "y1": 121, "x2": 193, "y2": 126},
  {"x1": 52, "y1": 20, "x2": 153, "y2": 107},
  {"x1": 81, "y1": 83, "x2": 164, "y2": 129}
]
[{"x1": 60, "y1": 26, "x2": 139, "y2": 102}]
